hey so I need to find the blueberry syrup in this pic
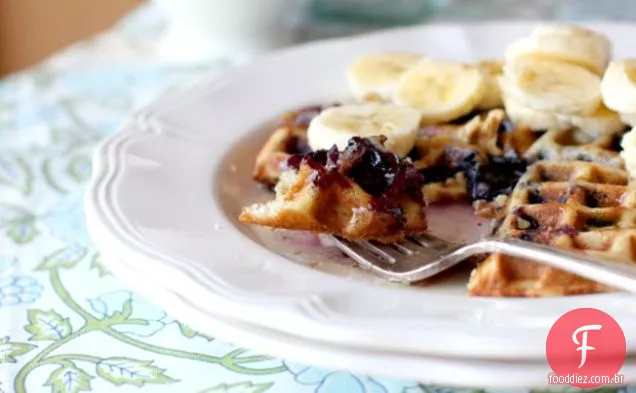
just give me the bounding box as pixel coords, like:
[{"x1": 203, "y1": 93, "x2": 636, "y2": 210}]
[{"x1": 461, "y1": 155, "x2": 528, "y2": 202}]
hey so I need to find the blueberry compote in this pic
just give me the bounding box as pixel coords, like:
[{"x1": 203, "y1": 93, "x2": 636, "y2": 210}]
[
  {"x1": 418, "y1": 148, "x2": 529, "y2": 202},
  {"x1": 283, "y1": 137, "x2": 425, "y2": 217},
  {"x1": 461, "y1": 154, "x2": 528, "y2": 201}
]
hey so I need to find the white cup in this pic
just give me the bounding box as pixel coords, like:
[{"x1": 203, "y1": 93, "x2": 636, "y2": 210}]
[{"x1": 155, "y1": 0, "x2": 303, "y2": 62}]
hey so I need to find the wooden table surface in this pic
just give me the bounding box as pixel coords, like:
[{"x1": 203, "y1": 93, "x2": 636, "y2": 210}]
[{"x1": 0, "y1": 0, "x2": 143, "y2": 76}]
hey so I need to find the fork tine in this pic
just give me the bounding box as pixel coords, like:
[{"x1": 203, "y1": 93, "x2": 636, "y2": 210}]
[
  {"x1": 387, "y1": 242, "x2": 414, "y2": 255},
  {"x1": 357, "y1": 241, "x2": 396, "y2": 263},
  {"x1": 331, "y1": 237, "x2": 398, "y2": 270},
  {"x1": 408, "y1": 233, "x2": 451, "y2": 250},
  {"x1": 329, "y1": 234, "x2": 467, "y2": 284},
  {"x1": 369, "y1": 240, "x2": 415, "y2": 260}
]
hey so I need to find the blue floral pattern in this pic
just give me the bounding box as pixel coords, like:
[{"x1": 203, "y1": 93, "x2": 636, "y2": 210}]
[
  {"x1": 0, "y1": 257, "x2": 16, "y2": 273},
  {"x1": 284, "y1": 362, "x2": 417, "y2": 393},
  {"x1": 0, "y1": 276, "x2": 42, "y2": 306},
  {"x1": 88, "y1": 290, "x2": 175, "y2": 337},
  {"x1": 42, "y1": 188, "x2": 94, "y2": 248}
]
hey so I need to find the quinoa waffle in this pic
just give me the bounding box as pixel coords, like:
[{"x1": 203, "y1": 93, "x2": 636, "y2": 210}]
[
  {"x1": 468, "y1": 160, "x2": 636, "y2": 296},
  {"x1": 474, "y1": 126, "x2": 627, "y2": 217},
  {"x1": 523, "y1": 127, "x2": 625, "y2": 169}
]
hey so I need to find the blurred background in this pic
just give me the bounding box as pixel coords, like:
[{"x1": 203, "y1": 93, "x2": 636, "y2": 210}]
[{"x1": 2, "y1": 0, "x2": 636, "y2": 77}]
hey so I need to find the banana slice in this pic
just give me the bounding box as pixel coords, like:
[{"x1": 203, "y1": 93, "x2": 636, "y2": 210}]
[
  {"x1": 500, "y1": 57, "x2": 602, "y2": 116},
  {"x1": 601, "y1": 59, "x2": 636, "y2": 114},
  {"x1": 475, "y1": 60, "x2": 504, "y2": 110},
  {"x1": 532, "y1": 25, "x2": 611, "y2": 56},
  {"x1": 347, "y1": 52, "x2": 423, "y2": 102},
  {"x1": 621, "y1": 128, "x2": 636, "y2": 178},
  {"x1": 620, "y1": 112, "x2": 636, "y2": 127},
  {"x1": 505, "y1": 25, "x2": 611, "y2": 76},
  {"x1": 503, "y1": 94, "x2": 623, "y2": 136},
  {"x1": 502, "y1": 94, "x2": 555, "y2": 130},
  {"x1": 306, "y1": 103, "x2": 421, "y2": 157},
  {"x1": 393, "y1": 59, "x2": 486, "y2": 124}
]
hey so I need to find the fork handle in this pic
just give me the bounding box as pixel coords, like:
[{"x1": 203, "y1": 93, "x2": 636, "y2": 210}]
[{"x1": 468, "y1": 237, "x2": 636, "y2": 294}]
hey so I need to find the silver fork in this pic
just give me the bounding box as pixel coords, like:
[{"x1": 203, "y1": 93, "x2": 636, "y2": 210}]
[{"x1": 330, "y1": 234, "x2": 636, "y2": 295}]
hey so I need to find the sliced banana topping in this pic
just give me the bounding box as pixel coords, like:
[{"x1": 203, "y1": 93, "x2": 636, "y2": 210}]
[
  {"x1": 340, "y1": 24, "x2": 623, "y2": 150},
  {"x1": 505, "y1": 24, "x2": 611, "y2": 76},
  {"x1": 500, "y1": 57, "x2": 602, "y2": 116},
  {"x1": 620, "y1": 112, "x2": 636, "y2": 127},
  {"x1": 503, "y1": 94, "x2": 623, "y2": 136},
  {"x1": 307, "y1": 103, "x2": 421, "y2": 157},
  {"x1": 621, "y1": 128, "x2": 636, "y2": 178},
  {"x1": 601, "y1": 59, "x2": 636, "y2": 114},
  {"x1": 475, "y1": 60, "x2": 504, "y2": 110},
  {"x1": 393, "y1": 59, "x2": 486, "y2": 124},
  {"x1": 347, "y1": 52, "x2": 423, "y2": 102},
  {"x1": 532, "y1": 24, "x2": 609, "y2": 40}
]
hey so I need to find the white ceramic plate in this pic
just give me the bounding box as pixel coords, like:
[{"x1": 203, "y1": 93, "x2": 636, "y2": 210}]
[
  {"x1": 101, "y1": 250, "x2": 636, "y2": 388},
  {"x1": 86, "y1": 21, "x2": 636, "y2": 368}
]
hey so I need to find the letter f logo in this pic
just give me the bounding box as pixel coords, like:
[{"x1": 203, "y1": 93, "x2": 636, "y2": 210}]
[{"x1": 573, "y1": 324, "x2": 602, "y2": 368}]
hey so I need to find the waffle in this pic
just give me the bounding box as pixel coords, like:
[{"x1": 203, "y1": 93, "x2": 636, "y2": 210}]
[
  {"x1": 241, "y1": 137, "x2": 428, "y2": 242},
  {"x1": 252, "y1": 106, "x2": 319, "y2": 186},
  {"x1": 468, "y1": 160, "x2": 636, "y2": 296},
  {"x1": 474, "y1": 127, "x2": 627, "y2": 218},
  {"x1": 523, "y1": 128, "x2": 624, "y2": 169},
  {"x1": 403, "y1": 109, "x2": 537, "y2": 204}
]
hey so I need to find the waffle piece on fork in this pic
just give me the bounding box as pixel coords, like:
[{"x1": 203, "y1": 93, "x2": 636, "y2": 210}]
[
  {"x1": 241, "y1": 137, "x2": 428, "y2": 242},
  {"x1": 468, "y1": 160, "x2": 636, "y2": 296}
]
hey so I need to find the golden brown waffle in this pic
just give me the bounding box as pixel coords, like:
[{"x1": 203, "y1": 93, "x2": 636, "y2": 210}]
[
  {"x1": 473, "y1": 126, "x2": 627, "y2": 218},
  {"x1": 468, "y1": 160, "x2": 636, "y2": 296},
  {"x1": 414, "y1": 109, "x2": 536, "y2": 164},
  {"x1": 523, "y1": 128, "x2": 624, "y2": 169},
  {"x1": 252, "y1": 107, "x2": 318, "y2": 185}
]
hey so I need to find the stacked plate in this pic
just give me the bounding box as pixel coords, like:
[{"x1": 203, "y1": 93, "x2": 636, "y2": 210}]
[{"x1": 85, "y1": 21, "x2": 636, "y2": 388}]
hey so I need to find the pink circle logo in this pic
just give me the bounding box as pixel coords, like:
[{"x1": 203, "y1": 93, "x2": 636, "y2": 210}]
[{"x1": 546, "y1": 308, "x2": 626, "y2": 388}]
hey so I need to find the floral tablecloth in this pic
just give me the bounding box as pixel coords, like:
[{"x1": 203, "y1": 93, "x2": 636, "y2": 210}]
[{"x1": 1, "y1": 3, "x2": 635, "y2": 393}]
